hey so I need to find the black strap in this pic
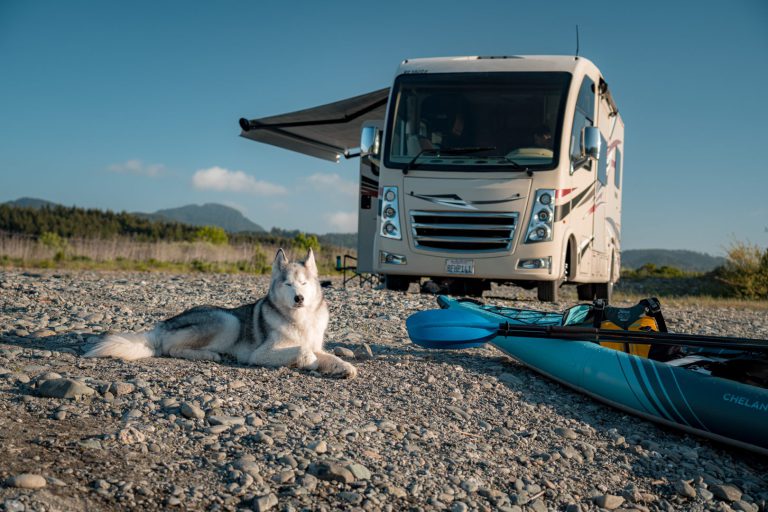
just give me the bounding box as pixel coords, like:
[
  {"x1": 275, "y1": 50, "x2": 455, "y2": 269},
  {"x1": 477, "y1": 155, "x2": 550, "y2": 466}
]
[
  {"x1": 640, "y1": 297, "x2": 668, "y2": 332},
  {"x1": 592, "y1": 299, "x2": 606, "y2": 328}
]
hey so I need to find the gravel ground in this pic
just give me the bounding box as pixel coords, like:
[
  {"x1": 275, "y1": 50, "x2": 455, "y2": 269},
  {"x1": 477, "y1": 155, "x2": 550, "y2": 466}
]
[{"x1": 0, "y1": 269, "x2": 767, "y2": 512}]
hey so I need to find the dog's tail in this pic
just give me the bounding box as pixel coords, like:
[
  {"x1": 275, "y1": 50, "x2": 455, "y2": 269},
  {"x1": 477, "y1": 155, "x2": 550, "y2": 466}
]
[{"x1": 84, "y1": 329, "x2": 160, "y2": 361}]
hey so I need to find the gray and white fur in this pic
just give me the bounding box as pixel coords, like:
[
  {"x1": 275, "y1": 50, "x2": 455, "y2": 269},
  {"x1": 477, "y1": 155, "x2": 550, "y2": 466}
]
[{"x1": 84, "y1": 248, "x2": 357, "y2": 379}]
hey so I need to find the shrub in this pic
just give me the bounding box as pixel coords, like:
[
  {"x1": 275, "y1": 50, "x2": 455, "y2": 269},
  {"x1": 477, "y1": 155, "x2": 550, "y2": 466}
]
[
  {"x1": 39, "y1": 232, "x2": 68, "y2": 253},
  {"x1": 194, "y1": 226, "x2": 229, "y2": 245},
  {"x1": 293, "y1": 232, "x2": 320, "y2": 253},
  {"x1": 714, "y1": 242, "x2": 768, "y2": 299}
]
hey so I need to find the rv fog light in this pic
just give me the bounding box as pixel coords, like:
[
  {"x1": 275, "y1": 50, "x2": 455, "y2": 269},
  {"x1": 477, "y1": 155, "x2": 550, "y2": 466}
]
[
  {"x1": 384, "y1": 190, "x2": 396, "y2": 201},
  {"x1": 540, "y1": 193, "x2": 552, "y2": 205},
  {"x1": 518, "y1": 257, "x2": 551, "y2": 270},
  {"x1": 384, "y1": 206, "x2": 396, "y2": 218},
  {"x1": 380, "y1": 251, "x2": 407, "y2": 265},
  {"x1": 384, "y1": 222, "x2": 397, "y2": 234},
  {"x1": 537, "y1": 210, "x2": 550, "y2": 222}
]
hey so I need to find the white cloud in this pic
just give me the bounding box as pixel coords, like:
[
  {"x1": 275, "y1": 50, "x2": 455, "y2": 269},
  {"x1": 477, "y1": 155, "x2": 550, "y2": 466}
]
[
  {"x1": 107, "y1": 159, "x2": 165, "y2": 177},
  {"x1": 192, "y1": 166, "x2": 287, "y2": 196},
  {"x1": 306, "y1": 173, "x2": 356, "y2": 196},
  {"x1": 325, "y1": 211, "x2": 357, "y2": 233}
]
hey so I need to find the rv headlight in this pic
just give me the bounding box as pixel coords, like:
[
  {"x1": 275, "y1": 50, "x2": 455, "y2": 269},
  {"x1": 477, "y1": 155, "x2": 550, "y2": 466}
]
[
  {"x1": 525, "y1": 189, "x2": 555, "y2": 243},
  {"x1": 380, "y1": 187, "x2": 402, "y2": 240}
]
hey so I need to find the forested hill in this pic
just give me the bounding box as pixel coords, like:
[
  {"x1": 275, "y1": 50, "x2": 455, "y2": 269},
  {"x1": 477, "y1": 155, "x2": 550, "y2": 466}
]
[
  {"x1": 0, "y1": 203, "x2": 198, "y2": 241},
  {"x1": 137, "y1": 203, "x2": 265, "y2": 233}
]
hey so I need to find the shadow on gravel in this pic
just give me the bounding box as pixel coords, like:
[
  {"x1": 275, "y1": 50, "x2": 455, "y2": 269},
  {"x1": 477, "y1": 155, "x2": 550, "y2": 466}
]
[{"x1": 1, "y1": 332, "x2": 84, "y2": 355}]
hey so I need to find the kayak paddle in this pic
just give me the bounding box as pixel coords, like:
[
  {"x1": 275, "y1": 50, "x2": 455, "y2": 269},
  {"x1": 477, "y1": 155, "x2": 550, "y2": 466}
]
[{"x1": 406, "y1": 308, "x2": 768, "y2": 353}]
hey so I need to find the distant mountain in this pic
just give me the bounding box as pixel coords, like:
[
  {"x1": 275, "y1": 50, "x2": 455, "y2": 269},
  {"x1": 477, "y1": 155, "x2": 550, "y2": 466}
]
[
  {"x1": 140, "y1": 203, "x2": 265, "y2": 233},
  {"x1": 3, "y1": 197, "x2": 59, "y2": 209},
  {"x1": 621, "y1": 249, "x2": 726, "y2": 272}
]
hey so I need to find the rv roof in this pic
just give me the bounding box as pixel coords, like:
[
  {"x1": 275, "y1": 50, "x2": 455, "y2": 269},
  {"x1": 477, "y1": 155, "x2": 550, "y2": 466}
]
[{"x1": 398, "y1": 55, "x2": 596, "y2": 75}]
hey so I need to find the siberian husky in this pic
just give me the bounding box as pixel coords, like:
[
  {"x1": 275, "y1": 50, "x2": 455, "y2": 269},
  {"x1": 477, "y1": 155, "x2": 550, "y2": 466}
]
[{"x1": 84, "y1": 248, "x2": 357, "y2": 378}]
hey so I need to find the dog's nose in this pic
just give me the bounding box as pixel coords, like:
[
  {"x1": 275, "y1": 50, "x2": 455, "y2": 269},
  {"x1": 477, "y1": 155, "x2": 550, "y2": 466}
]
[{"x1": 294, "y1": 294, "x2": 304, "y2": 305}]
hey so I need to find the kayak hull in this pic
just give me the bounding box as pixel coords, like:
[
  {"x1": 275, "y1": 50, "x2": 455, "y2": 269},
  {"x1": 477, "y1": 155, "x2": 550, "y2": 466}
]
[{"x1": 437, "y1": 297, "x2": 768, "y2": 455}]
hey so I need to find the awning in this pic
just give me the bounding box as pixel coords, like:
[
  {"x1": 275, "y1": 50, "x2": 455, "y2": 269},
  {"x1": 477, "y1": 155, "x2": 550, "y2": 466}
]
[{"x1": 239, "y1": 87, "x2": 390, "y2": 162}]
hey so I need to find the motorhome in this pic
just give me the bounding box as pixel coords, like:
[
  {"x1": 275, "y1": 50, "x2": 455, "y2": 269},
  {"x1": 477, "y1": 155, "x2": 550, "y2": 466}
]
[{"x1": 239, "y1": 55, "x2": 623, "y2": 302}]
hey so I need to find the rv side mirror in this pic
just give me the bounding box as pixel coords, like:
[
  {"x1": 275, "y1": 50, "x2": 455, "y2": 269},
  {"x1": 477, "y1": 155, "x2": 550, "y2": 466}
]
[
  {"x1": 583, "y1": 126, "x2": 601, "y2": 160},
  {"x1": 360, "y1": 126, "x2": 381, "y2": 159}
]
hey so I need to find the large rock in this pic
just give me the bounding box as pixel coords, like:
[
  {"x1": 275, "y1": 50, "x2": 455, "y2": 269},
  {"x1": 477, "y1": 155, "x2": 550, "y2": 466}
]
[
  {"x1": 38, "y1": 379, "x2": 95, "y2": 399},
  {"x1": 6, "y1": 473, "x2": 47, "y2": 489},
  {"x1": 710, "y1": 484, "x2": 742, "y2": 502}
]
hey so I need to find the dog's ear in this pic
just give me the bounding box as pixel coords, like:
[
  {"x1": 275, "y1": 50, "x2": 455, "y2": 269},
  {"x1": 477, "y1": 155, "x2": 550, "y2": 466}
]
[
  {"x1": 273, "y1": 248, "x2": 288, "y2": 274},
  {"x1": 304, "y1": 248, "x2": 317, "y2": 276}
]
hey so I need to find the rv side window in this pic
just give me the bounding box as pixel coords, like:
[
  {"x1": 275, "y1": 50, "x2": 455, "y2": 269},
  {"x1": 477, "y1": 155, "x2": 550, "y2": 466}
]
[
  {"x1": 614, "y1": 148, "x2": 622, "y2": 189},
  {"x1": 597, "y1": 133, "x2": 608, "y2": 185},
  {"x1": 569, "y1": 77, "x2": 595, "y2": 170}
]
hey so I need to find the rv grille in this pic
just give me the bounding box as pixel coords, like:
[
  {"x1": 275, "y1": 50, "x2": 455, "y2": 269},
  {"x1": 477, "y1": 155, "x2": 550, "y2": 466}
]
[{"x1": 409, "y1": 211, "x2": 518, "y2": 252}]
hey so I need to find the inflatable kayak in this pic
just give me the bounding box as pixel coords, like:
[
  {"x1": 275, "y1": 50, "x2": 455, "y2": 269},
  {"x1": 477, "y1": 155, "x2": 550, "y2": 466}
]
[{"x1": 406, "y1": 296, "x2": 768, "y2": 455}]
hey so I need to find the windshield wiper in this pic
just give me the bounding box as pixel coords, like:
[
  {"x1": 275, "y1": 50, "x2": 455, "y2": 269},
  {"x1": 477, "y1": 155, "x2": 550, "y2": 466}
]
[
  {"x1": 496, "y1": 155, "x2": 532, "y2": 176},
  {"x1": 402, "y1": 146, "x2": 496, "y2": 174}
]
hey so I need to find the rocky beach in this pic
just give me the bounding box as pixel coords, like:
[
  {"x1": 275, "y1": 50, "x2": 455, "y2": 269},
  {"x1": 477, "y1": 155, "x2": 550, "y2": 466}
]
[{"x1": 1, "y1": 269, "x2": 766, "y2": 512}]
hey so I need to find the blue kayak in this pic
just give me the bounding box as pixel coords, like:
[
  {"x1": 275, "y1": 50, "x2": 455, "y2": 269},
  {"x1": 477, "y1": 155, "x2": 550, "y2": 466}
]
[{"x1": 406, "y1": 296, "x2": 768, "y2": 455}]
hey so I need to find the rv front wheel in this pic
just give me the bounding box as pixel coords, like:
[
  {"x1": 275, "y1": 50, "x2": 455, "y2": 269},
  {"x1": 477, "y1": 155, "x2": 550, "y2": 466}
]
[
  {"x1": 384, "y1": 274, "x2": 411, "y2": 292},
  {"x1": 577, "y1": 283, "x2": 596, "y2": 300},
  {"x1": 594, "y1": 281, "x2": 613, "y2": 303},
  {"x1": 537, "y1": 280, "x2": 559, "y2": 302}
]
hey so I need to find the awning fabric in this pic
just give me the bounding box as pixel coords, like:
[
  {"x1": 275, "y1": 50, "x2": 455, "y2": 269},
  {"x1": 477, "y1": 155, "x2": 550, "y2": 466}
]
[{"x1": 239, "y1": 87, "x2": 390, "y2": 162}]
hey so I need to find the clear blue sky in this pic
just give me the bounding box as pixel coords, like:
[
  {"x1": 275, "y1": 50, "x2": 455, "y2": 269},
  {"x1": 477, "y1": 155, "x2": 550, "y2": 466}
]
[{"x1": 1, "y1": 0, "x2": 766, "y2": 255}]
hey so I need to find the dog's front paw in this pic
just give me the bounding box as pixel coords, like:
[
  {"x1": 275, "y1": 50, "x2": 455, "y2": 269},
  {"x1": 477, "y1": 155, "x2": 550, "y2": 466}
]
[{"x1": 332, "y1": 361, "x2": 357, "y2": 379}]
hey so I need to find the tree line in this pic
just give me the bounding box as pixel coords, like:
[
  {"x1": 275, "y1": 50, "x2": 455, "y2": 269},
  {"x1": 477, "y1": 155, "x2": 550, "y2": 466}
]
[
  {"x1": 0, "y1": 204, "x2": 199, "y2": 242},
  {"x1": 0, "y1": 204, "x2": 346, "y2": 252}
]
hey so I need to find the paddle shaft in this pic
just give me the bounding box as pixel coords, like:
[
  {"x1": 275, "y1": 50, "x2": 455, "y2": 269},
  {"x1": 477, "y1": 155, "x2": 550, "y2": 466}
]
[{"x1": 496, "y1": 322, "x2": 768, "y2": 352}]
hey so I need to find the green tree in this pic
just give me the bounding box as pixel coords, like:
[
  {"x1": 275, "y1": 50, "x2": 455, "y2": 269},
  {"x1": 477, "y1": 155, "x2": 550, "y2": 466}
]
[
  {"x1": 292, "y1": 232, "x2": 320, "y2": 253},
  {"x1": 194, "y1": 225, "x2": 229, "y2": 245}
]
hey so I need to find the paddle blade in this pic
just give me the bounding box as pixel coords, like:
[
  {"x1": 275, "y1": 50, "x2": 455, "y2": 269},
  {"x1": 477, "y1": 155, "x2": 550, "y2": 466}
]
[{"x1": 406, "y1": 309, "x2": 499, "y2": 349}]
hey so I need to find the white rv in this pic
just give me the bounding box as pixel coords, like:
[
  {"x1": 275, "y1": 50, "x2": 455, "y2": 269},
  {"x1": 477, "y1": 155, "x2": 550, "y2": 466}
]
[{"x1": 240, "y1": 55, "x2": 623, "y2": 302}]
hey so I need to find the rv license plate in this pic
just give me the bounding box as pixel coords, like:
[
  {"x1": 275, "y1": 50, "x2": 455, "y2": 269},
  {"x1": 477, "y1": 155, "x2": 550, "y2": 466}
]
[{"x1": 446, "y1": 259, "x2": 475, "y2": 275}]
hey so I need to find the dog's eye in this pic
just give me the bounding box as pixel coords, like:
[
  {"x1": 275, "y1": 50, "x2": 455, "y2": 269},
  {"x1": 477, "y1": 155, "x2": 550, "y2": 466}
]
[
  {"x1": 284, "y1": 282, "x2": 293, "y2": 287},
  {"x1": 299, "y1": 282, "x2": 307, "y2": 286}
]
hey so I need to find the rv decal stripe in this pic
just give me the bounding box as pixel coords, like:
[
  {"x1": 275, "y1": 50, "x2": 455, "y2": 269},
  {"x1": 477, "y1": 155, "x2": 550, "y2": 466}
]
[{"x1": 555, "y1": 182, "x2": 595, "y2": 222}]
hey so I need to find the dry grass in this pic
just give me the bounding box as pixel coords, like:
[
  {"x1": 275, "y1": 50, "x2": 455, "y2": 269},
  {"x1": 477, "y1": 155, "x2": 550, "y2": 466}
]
[{"x1": 0, "y1": 234, "x2": 352, "y2": 274}]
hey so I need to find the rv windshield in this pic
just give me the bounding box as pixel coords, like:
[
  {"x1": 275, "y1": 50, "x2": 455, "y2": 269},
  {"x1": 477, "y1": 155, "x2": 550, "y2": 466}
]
[{"x1": 385, "y1": 72, "x2": 571, "y2": 171}]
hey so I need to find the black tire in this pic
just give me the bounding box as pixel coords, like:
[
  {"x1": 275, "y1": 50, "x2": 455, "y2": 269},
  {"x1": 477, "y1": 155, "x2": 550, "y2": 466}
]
[
  {"x1": 462, "y1": 279, "x2": 485, "y2": 298},
  {"x1": 595, "y1": 281, "x2": 613, "y2": 303},
  {"x1": 537, "y1": 280, "x2": 559, "y2": 302},
  {"x1": 384, "y1": 274, "x2": 410, "y2": 292},
  {"x1": 577, "y1": 283, "x2": 596, "y2": 301}
]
